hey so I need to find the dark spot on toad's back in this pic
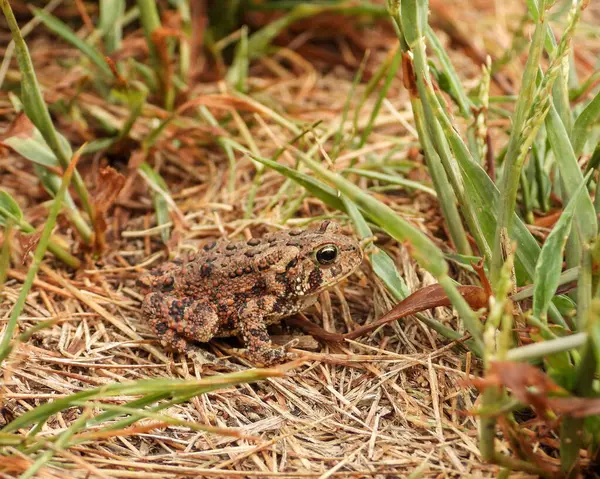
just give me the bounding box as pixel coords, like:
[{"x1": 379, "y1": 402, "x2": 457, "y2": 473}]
[
  {"x1": 169, "y1": 300, "x2": 185, "y2": 320},
  {"x1": 200, "y1": 263, "x2": 212, "y2": 277},
  {"x1": 203, "y1": 241, "x2": 216, "y2": 251},
  {"x1": 252, "y1": 277, "x2": 267, "y2": 295},
  {"x1": 286, "y1": 258, "x2": 298, "y2": 270},
  {"x1": 258, "y1": 260, "x2": 269, "y2": 271},
  {"x1": 161, "y1": 276, "x2": 175, "y2": 291},
  {"x1": 156, "y1": 322, "x2": 168, "y2": 334}
]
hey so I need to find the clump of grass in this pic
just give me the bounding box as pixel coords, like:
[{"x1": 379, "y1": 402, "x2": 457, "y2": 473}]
[{"x1": 249, "y1": 0, "x2": 600, "y2": 475}]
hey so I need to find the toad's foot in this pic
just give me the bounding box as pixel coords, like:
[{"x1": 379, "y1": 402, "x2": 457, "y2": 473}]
[{"x1": 244, "y1": 338, "x2": 299, "y2": 366}]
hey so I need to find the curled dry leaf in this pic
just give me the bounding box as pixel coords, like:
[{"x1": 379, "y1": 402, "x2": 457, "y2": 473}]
[
  {"x1": 289, "y1": 283, "x2": 490, "y2": 342},
  {"x1": 466, "y1": 361, "x2": 567, "y2": 419},
  {"x1": 91, "y1": 166, "x2": 126, "y2": 253}
]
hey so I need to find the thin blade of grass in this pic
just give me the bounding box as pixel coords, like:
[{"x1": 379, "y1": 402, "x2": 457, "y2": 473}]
[
  {"x1": 342, "y1": 196, "x2": 409, "y2": 299},
  {"x1": 357, "y1": 48, "x2": 402, "y2": 148},
  {"x1": 99, "y1": 0, "x2": 125, "y2": 54},
  {"x1": 345, "y1": 168, "x2": 437, "y2": 197},
  {"x1": 572, "y1": 90, "x2": 600, "y2": 157},
  {"x1": 250, "y1": 155, "x2": 347, "y2": 212},
  {"x1": 0, "y1": 192, "x2": 79, "y2": 269},
  {"x1": 32, "y1": 8, "x2": 114, "y2": 78},
  {"x1": 424, "y1": 25, "x2": 473, "y2": 118},
  {"x1": 0, "y1": 190, "x2": 23, "y2": 227},
  {"x1": 546, "y1": 104, "x2": 597, "y2": 244},
  {"x1": 0, "y1": 219, "x2": 12, "y2": 290},
  {"x1": 2, "y1": 368, "x2": 282, "y2": 434},
  {"x1": 489, "y1": 3, "x2": 548, "y2": 282},
  {"x1": 138, "y1": 162, "x2": 174, "y2": 244},
  {"x1": 0, "y1": 144, "x2": 83, "y2": 365},
  {"x1": 227, "y1": 25, "x2": 249, "y2": 92},
  {"x1": 411, "y1": 98, "x2": 473, "y2": 255},
  {"x1": 71, "y1": 402, "x2": 251, "y2": 440},
  {"x1": 533, "y1": 171, "x2": 592, "y2": 320},
  {"x1": 0, "y1": 0, "x2": 94, "y2": 224}
]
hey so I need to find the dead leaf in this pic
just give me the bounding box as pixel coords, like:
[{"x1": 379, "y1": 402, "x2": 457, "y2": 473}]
[
  {"x1": 289, "y1": 283, "x2": 490, "y2": 342},
  {"x1": 151, "y1": 27, "x2": 185, "y2": 102},
  {"x1": 91, "y1": 166, "x2": 126, "y2": 253},
  {"x1": 0, "y1": 112, "x2": 35, "y2": 142},
  {"x1": 465, "y1": 361, "x2": 567, "y2": 419},
  {"x1": 17, "y1": 231, "x2": 41, "y2": 264},
  {"x1": 548, "y1": 397, "x2": 600, "y2": 418}
]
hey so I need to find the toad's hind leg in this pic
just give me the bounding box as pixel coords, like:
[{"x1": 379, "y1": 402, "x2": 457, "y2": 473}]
[{"x1": 142, "y1": 293, "x2": 220, "y2": 352}]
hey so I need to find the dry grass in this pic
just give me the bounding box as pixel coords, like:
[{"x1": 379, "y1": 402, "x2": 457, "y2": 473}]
[{"x1": 1, "y1": 0, "x2": 599, "y2": 477}]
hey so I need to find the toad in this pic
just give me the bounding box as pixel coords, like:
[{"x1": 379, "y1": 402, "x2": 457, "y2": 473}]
[{"x1": 138, "y1": 220, "x2": 363, "y2": 365}]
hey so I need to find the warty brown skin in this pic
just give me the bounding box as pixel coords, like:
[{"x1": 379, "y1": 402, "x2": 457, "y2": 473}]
[{"x1": 138, "y1": 220, "x2": 363, "y2": 365}]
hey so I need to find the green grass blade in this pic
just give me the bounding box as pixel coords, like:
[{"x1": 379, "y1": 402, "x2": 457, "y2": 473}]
[
  {"x1": 342, "y1": 196, "x2": 409, "y2": 299},
  {"x1": 138, "y1": 162, "x2": 174, "y2": 244},
  {"x1": 546, "y1": 104, "x2": 597, "y2": 245},
  {"x1": 32, "y1": 8, "x2": 114, "y2": 78},
  {"x1": 2, "y1": 369, "x2": 280, "y2": 434},
  {"x1": 0, "y1": 145, "x2": 82, "y2": 365},
  {"x1": 490, "y1": 8, "x2": 548, "y2": 282},
  {"x1": 99, "y1": 0, "x2": 125, "y2": 54},
  {"x1": 227, "y1": 25, "x2": 249, "y2": 91},
  {"x1": 411, "y1": 99, "x2": 473, "y2": 255},
  {"x1": 425, "y1": 25, "x2": 473, "y2": 118},
  {"x1": 250, "y1": 155, "x2": 347, "y2": 212},
  {"x1": 0, "y1": 220, "x2": 12, "y2": 290},
  {"x1": 357, "y1": 48, "x2": 402, "y2": 148},
  {"x1": 0, "y1": 190, "x2": 23, "y2": 226},
  {"x1": 3, "y1": 124, "x2": 68, "y2": 168},
  {"x1": 136, "y1": 0, "x2": 161, "y2": 63},
  {"x1": 572, "y1": 90, "x2": 600, "y2": 157},
  {"x1": 533, "y1": 171, "x2": 592, "y2": 319},
  {"x1": 345, "y1": 168, "x2": 437, "y2": 197},
  {"x1": 0, "y1": 0, "x2": 94, "y2": 224}
]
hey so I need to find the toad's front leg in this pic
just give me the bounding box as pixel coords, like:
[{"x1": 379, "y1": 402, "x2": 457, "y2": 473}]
[{"x1": 237, "y1": 299, "x2": 297, "y2": 366}]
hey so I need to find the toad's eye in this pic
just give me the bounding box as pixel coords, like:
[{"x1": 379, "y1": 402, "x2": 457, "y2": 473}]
[{"x1": 315, "y1": 245, "x2": 338, "y2": 265}]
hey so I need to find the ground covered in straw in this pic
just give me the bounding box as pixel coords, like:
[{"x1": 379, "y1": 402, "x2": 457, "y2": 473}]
[{"x1": 1, "y1": 1, "x2": 598, "y2": 478}]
